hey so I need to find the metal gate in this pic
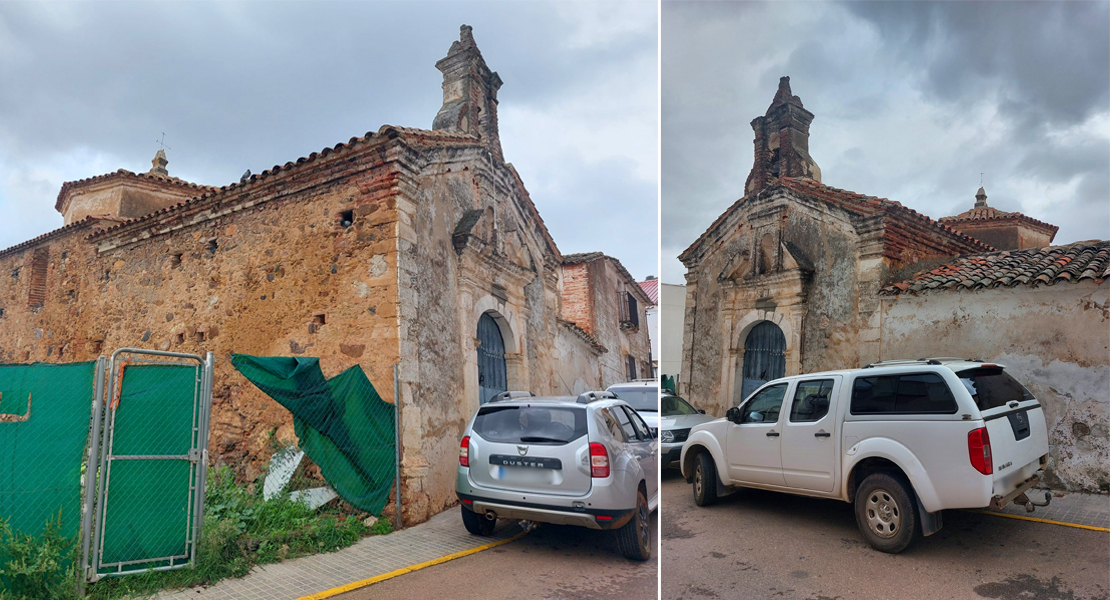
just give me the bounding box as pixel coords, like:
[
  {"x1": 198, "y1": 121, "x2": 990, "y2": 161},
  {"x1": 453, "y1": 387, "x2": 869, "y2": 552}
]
[
  {"x1": 740, "y1": 321, "x2": 786, "y2": 403},
  {"x1": 477, "y1": 313, "x2": 507, "y2": 404},
  {"x1": 82, "y1": 348, "x2": 213, "y2": 582}
]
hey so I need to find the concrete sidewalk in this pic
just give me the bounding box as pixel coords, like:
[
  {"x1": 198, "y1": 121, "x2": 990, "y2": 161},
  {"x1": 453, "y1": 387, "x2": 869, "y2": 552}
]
[
  {"x1": 981, "y1": 489, "x2": 1109, "y2": 530},
  {"x1": 157, "y1": 510, "x2": 523, "y2": 600}
]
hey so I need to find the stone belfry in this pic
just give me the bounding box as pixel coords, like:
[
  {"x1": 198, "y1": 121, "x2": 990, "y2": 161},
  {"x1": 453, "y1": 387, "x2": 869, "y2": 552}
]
[
  {"x1": 744, "y1": 76, "x2": 822, "y2": 195},
  {"x1": 433, "y1": 25, "x2": 504, "y2": 161}
]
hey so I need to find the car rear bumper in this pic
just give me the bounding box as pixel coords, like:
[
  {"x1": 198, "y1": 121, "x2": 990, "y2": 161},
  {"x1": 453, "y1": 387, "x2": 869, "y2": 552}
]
[{"x1": 457, "y1": 492, "x2": 635, "y2": 530}]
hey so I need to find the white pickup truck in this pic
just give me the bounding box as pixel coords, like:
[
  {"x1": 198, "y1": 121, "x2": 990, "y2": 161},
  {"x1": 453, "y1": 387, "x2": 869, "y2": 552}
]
[{"x1": 680, "y1": 358, "x2": 1051, "y2": 553}]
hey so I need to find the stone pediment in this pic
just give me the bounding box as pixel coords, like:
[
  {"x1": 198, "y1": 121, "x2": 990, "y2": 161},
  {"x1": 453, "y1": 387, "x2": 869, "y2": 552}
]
[{"x1": 719, "y1": 240, "x2": 814, "y2": 283}]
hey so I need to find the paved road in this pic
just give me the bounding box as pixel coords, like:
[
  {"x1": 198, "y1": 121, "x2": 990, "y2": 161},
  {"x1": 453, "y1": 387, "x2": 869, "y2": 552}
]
[
  {"x1": 660, "y1": 470, "x2": 1109, "y2": 600},
  {"x1": 336, "y1": 510, "x2": 658, "y2": 600}
]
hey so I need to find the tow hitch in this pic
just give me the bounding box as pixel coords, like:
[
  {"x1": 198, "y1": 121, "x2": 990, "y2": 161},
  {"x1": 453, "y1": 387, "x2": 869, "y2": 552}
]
[{"x1": 990, "y1": 475, "x2": 1051, "y2": 512}]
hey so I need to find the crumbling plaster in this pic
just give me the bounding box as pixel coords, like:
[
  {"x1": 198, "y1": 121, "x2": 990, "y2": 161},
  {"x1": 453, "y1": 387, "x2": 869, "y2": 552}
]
[{"x1": 879, "y1": 282, "x2": 1110, "y2": 492}]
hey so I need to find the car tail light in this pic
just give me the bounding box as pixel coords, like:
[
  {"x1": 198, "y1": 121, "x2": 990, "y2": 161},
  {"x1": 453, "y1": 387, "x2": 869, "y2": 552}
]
[
  {"x1": 968, "y1": 427, "x2": 992, "y2": 475},
  {"x1": 589, "y1": 442, "x2": 609, "y2": 478},
  {"x1": 459, "y1": 436, "x2": 470, "y2": 468}
]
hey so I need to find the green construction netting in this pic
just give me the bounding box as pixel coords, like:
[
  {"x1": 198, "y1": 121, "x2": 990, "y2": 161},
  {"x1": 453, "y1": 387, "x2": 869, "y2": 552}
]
[
  {"x1": 0, "y1": 362, "x2": 95, "y2": 540},
  {"x1": 99, "y1": 364, "x2": 198, "y2": 567},
  {"x1": 231, "y1": 355, "x2": 396, "y2": 515}
]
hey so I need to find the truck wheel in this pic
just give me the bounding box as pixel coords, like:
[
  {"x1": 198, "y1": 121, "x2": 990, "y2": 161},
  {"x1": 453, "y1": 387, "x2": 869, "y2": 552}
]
[
  {"x1": 854, "y1": 473, "x2": 918, "y2": 553},
  {"x1": 693, "y1": 452, "x2": 718, "y2": 507},
  {"x1": 617, "y1": 488, "x2": 652, "y2": 561},
  {"x1": 461, "y1": 505, "x2": 496, "y2": 536}
]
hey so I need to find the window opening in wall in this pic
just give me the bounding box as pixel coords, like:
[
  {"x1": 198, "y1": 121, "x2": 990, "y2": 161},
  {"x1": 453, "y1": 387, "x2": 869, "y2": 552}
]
[
  {"x1": 10, "y1": 268, "x2": 18, "y2": 278},
  {"x1": 194, "y1": 331, "x2": 206, "y2": 342},
  {"x1": 309, "y1": 313, "x2": 326, "y2": 334},
  {"x1": 206, "y1": 240, "x2": 218, "y2": 255},
  {"x1": 28, "y1": 247, "x2": 49, "y2": 308},
  {"x1": 626, "y1": 355, "x2": 638, "y2": 381},
  {"x1": 90, "y1": 340, "x2": 103, "y2": 354},
  {"x1": 0, "y1": 308, "x2": 4, "y2": 318},
  {"x1": 175, "y1": 333, "x2": 185, "y2": 345},
  {"x1": 171, "y1": 253, "x2": 183, "y2": 267},
  {"x1": 338, "y1": 210, "x2": 354, "y2": 228},
  {"x1": 619, "y1": 291, "x2": 639, "y2": 328}
]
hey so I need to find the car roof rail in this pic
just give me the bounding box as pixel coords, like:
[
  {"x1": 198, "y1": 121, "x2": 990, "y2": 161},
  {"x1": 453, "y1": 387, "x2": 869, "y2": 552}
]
[
  {"x1": 918, "y1": 357, "x2": 984, "y2": 363},
  {"x1": 489, "y1": 391, "x2": 535, "y2": 403},
  {"x1": 861, "y1": 358, "x2": 943, "y2": 369},
  {"x1": 576, "y1": 390, "x2": 617, "y2": 404}
]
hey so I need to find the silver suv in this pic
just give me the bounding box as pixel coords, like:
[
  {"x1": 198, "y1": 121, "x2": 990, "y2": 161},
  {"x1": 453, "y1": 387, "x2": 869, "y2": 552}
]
[{"x1": 456, "y1": 391, "x2": 659, "y2": 560}]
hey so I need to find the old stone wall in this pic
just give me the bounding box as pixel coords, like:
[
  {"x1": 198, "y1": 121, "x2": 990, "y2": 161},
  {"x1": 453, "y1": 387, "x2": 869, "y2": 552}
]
[
  {"x1": 879, "y1": 282, "x2": 1109, "y2": 492},
  {"x1": 0, "y1": 136, "x2": 405, "y2": 486},
  {"x1": 590, "y1": 258, "x2": 653, "y2": 386},
  {"x1": 679, "y1": 189, "x2": 867, "y2": 417},
  {"x1": 552, "y1": 322, "x2": 603, "y2": 395},
  {"x1": 392, "y1": 140, "x2": 586, "y2": 524}
]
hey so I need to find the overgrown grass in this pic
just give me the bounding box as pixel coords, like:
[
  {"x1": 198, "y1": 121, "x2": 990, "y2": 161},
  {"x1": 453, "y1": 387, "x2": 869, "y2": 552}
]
[
  {"x1": 0, "y1": 512, "x2": 79, "y2": 600},
  {"x1": 0, "y1": 467, "x2": 390, "y2": 600}
]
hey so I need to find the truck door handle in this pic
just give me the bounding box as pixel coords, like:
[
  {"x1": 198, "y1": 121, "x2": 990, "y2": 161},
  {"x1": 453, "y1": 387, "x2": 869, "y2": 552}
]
[
  {"x1": 766, "y1": 431, "x2": 779, "y2": 437},
  {"x1": 814, "y1": 431, "x2": 831, "y2": 438}
]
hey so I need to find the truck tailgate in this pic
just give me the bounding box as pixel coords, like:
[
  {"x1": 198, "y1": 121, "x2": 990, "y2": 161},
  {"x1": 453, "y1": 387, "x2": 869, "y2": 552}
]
[{"x1": 984, "y1": 403, "x2": 1048, "y2": 493}]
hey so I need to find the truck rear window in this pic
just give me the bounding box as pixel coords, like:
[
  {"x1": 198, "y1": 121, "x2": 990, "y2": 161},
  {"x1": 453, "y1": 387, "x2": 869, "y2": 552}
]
[
  {"x1": 851, "y1": 373, "x2": 958, "y2": 415},
  {"x1": 956, "y1": 367, "x2": 1034, "y2": 411},
  {"x1": 472, "y1": 405, "x2": 588, "y2": 445}
]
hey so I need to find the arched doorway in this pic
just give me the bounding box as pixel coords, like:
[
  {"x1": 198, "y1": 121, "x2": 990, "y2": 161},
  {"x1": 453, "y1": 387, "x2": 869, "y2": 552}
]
[
  {"x1": 477, "y1": 313, "x2": 507, "y2": 404},
  {"x1": 740, "y1": 320, "x2": 786, "y2": 402}
]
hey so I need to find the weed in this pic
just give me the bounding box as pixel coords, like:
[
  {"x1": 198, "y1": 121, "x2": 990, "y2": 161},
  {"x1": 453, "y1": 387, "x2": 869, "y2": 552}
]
[
  {"x1": 83, "y1": 466, "x2": 379, "y2": 600},
  {"x1": 0, "y1": 511, "x2": 79, "y2": 600}
]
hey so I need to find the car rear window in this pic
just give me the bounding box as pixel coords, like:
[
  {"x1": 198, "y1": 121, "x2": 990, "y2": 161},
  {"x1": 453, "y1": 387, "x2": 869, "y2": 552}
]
[
  {"x1": 956, "y1": 367, "x2": 1035, "y2": 411},
  {"x1": 608, "y1": 388, "x2": 658, "y2": 412},
  {"x1": 472, "y1": 405, "x2": 588, "y2": 445},
  {"x1": 851, "y1": 373, "x2": 958, "y2": 415}
]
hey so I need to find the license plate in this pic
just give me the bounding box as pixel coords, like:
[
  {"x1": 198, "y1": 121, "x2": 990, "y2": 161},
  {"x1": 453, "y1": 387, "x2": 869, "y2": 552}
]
[{"x1": 488, "y1": 454, "x2": 562, "y2": 469}]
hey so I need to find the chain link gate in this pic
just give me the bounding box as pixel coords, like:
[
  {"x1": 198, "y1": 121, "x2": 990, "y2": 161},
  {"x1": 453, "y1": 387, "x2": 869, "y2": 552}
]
[{"x1": 81, "y1": 349, "x2": 214, "y2": 584}]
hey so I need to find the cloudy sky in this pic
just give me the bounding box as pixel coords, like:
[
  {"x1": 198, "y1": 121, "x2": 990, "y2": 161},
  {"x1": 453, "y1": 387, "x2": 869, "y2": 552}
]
[
  {"x1": 662, "y1": 1, "x2": 1110, "y2": 284},
  {"x1": 0, "y1": 1, "x2": 658, "y2": 279}
]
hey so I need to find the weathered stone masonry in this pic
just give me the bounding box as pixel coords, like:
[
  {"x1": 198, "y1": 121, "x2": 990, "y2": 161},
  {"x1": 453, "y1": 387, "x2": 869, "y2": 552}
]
[
  {"x1": 679, "y1": 76, "x2": 1108, "y2": 491},
  {"x1": 0, "y1": 26, "x2": 647, "y2": 524}
]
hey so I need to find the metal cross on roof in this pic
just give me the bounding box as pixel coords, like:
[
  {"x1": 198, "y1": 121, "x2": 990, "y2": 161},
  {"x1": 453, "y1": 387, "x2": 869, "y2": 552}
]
[{"x1": 156, "y1": 132, "x2": 171, "y2": 152}]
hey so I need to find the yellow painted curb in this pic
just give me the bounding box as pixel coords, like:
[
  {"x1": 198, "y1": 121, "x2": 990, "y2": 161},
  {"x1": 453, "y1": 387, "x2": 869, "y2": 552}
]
[
  {"x1": 967, "y1": 509, "x2": 1110, "y2": 532},
  {"x1": 293, "y1": 529, "x2": 530, "y2": 600}
]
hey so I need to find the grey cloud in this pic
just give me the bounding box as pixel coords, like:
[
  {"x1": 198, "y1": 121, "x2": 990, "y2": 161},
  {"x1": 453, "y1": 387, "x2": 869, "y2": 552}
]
[
  {"x1": 0, "y1": 1, "x2": 657, "y2": 275},
  {"x1": 662, "y1": 1, "x2": 1108, "y2": 284},
  {"x1": 845, "y1": 1, "x2": 1110, "y2": 126}
]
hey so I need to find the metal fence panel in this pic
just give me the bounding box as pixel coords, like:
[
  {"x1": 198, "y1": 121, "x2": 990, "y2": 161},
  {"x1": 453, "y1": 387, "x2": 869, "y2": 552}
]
[
  {"x1": 89, "y1": 349, "x2": 213, "y2": 580},
  {"x1": 0, "y1": 361, "x2": 97, "y2": 556}
]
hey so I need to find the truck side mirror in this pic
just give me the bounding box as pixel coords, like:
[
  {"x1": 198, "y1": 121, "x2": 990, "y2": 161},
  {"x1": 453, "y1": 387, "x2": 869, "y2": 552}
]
[{"x1": 725, "y1": 406, "x2": 741, "y2": 423}]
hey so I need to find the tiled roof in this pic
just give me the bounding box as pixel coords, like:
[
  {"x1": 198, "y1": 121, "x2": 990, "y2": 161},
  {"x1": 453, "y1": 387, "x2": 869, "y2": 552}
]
[
  {"x1": 679, "y1": 178, "x2": 992, "y2": 262},
  {"x1": 55, "y1": 169, "x2": 213, "y2": 212},
  {"x1": 638, "y1": 278, "x2": 659, "y2": 304},
  {"x1": 562, "y1": 252, "x2": 652, "y2": 305},
  {"x1": 85, "y1": 125, "x2": 499, "y2": 243},
  {"x1": 938, "y1": 205, "x2": 1058, "y2": 236},
  {"x1": 557, "y1": 318, "x2": 608, "y2": 354},
  {"x1": 0, "y1": 215, "x2": 119, "y2": 260},
  {"x1": 562, "y1": 252, "x2": 605, "y2": 263},
  {"x1": 882, "y1": 240, "x2": 1109, "y2": 295}
]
